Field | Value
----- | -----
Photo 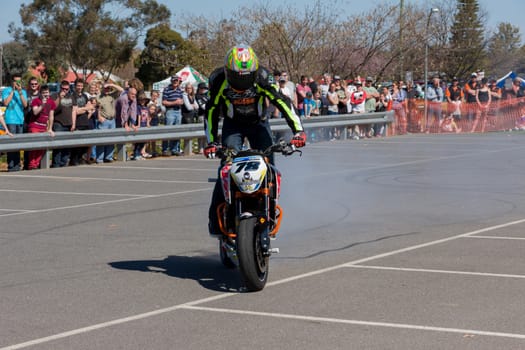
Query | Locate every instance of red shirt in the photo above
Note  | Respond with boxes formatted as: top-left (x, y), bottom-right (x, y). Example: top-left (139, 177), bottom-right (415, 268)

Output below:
top-left (29, 97), bottom-right (57, 132)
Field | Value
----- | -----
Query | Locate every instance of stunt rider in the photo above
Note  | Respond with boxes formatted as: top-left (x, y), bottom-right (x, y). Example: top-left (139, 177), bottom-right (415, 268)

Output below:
top-left (204, 44), bottom-right (307, 237)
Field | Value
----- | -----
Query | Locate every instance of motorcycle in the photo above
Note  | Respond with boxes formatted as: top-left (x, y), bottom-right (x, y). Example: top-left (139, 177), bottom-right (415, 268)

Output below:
top-left (213, 140), bottom-right (302, 291)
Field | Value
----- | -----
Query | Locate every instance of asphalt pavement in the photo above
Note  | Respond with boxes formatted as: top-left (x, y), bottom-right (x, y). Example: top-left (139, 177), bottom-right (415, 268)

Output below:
top-left (1, 132), bottom-right (525, 349)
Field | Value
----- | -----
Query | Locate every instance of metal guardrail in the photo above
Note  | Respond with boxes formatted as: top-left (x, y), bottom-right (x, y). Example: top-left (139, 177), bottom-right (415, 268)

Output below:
top-left (0, 111), bottom-right (394, 168)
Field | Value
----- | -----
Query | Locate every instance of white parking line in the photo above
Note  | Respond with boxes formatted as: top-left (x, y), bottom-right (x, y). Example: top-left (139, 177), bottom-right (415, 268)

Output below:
top-left (1, 174), bottom-right (210, 184)
top-left (467, 235), bottom-right (525, 241)
top-left (0, 209), bottom-right (34, 212)
top-left (0, 294), bottom-right (233, 350)
top-left (95, 165), bottom-right (214, 171)
top-left (0, 189), bottom-right (140, 197)
top-left (347, 265), bottom-right (525, 279)
top-left (2, 217), bottom-right (525, 349)
top-left (182, 305), bottom-right (525, 340)
top-left (0, 188), bottom-right (213, 218)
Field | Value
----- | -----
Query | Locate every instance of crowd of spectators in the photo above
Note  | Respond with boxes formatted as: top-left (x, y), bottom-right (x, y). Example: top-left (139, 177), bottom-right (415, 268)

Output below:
top-left (2, 67), bottom-right (525, 172)
top-left (270, 70), bottom-right (525, 139)
top-left (0, 72), bottom-right (210, 171)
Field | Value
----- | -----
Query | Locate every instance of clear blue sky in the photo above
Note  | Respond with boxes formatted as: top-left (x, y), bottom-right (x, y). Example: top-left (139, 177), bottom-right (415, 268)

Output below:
top-left (1, 0), bottom-right (524, 44)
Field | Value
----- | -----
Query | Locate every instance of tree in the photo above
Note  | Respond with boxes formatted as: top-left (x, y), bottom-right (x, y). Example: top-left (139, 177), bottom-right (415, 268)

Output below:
top-left (136, 24), bottom-right (210, 88)
top-left (331, 3), bottom-right (403, 82)
top-left (178, 1), bottom-right (426, 83)
top-left (486, 22), bottom-right (522, 77)
top-left (445, 0), bottom-right (487, 79)
top-left (246, 1), bottom-right (335, 80)
top-left (1, 41), bottom-right (31, 83)
top-left (10, 0), bottom-right (170, 82)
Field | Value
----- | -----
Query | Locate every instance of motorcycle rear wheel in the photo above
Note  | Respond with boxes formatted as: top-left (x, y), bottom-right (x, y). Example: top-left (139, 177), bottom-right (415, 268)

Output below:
top-left (237, 217), bottom-right (269, 292)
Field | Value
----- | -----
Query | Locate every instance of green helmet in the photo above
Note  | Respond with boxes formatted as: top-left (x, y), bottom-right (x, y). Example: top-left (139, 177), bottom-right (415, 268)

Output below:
top-left (224, 45), bottom-right (259, 90)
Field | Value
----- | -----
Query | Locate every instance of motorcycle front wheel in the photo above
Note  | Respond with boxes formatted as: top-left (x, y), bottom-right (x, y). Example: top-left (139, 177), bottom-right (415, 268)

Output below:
top-left (219, 237), bottom-right (237, 269)
top-left (237, 217), bottom-right (269, 292)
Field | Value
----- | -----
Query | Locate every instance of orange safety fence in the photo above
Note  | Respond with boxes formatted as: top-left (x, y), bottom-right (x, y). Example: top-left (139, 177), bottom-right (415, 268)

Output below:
top-left (399, 98), bottom-right (525, 134)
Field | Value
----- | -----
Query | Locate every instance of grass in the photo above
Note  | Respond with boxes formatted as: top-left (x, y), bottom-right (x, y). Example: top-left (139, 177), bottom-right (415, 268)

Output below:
top-left (0, 153), bottom-right (6, 171)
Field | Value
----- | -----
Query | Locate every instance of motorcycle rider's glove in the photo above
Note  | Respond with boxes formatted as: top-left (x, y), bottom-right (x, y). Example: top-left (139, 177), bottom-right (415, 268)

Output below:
top-left (290, 131), bottom-right (307, 148)
top-left (204, 143), bottom-right (218, 159)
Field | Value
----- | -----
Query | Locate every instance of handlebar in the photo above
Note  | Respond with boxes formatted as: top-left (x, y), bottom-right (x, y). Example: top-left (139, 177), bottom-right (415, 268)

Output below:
top-left (214, 139), bottom-right (302, 161)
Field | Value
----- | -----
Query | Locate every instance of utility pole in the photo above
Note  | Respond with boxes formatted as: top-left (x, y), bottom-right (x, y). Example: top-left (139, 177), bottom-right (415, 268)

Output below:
top-left (423, 8), bottom-right (440, 132)
top-left (399, 0), bottom-right (404, 81)
top-left (0, 45), bottom-right (3, 87)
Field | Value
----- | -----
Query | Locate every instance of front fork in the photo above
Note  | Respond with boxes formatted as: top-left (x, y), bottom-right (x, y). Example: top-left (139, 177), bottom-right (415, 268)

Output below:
top-left (219, 186), bottom-right (279, 256)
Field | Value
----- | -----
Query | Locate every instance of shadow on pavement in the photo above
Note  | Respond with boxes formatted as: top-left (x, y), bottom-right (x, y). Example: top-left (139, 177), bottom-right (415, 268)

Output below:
top-left (109, 255), bottom-right (243, 293)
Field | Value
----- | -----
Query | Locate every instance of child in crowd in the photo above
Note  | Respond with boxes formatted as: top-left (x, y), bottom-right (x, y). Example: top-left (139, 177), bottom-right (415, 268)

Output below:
top-left (147, 102), bottom-right (159, 155)
top-left (440, 114), bottom-right (462, 133)
top-left (303, 91), bottom-right (316, 118)
top-left (133, 92), bottom-right (152, 160)
top-left (311, 90), bottom-right (322, 116)
top-left (0, 107), bottom-right (13, 136)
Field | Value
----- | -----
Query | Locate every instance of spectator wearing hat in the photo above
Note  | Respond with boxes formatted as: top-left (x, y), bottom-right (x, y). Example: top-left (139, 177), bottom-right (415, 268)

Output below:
top-left (349, 81), bottom-right (367, 139)
top-left (363, 77), bottom-right (379, 112)
top-left (363, 76), bottom-right (379, 137)
top-left (350, 81), bottom-right (366, 114)
top-left (488, 79), bottom-right (502, 124)
top-left (162, 75), bottom-right (184, 156)
top-left (195, 83), bottom-right (209, 117)
top-left (94, 84), bottom-right (118, 163)
top-left (195, 83), bottom-right (209, 154)
top-left (405, 81), bottom-right (421, 132)
top-left (303, 91), bottom-right (316, 118)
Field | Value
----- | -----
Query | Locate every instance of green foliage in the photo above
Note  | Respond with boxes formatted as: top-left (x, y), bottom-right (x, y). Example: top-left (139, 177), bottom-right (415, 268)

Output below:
top-left (13, 0), bottom-right (170, 82)
top-left (446, 0), bottom-right (487, 78)
top-left (136, 24), bottom-right (210, 88)
top-left (5, 0), bottom-right (525, 87)
top-left (486, 22), bottom-right (522, 77)
top-left (1, 42), bottom-right (31, 82)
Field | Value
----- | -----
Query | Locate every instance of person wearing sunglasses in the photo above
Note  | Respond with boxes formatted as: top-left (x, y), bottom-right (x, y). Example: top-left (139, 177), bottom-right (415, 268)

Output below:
top-left (20, 76), bottom-right (43, 169)
top-left (51, 80), bottom-right (76, 167)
